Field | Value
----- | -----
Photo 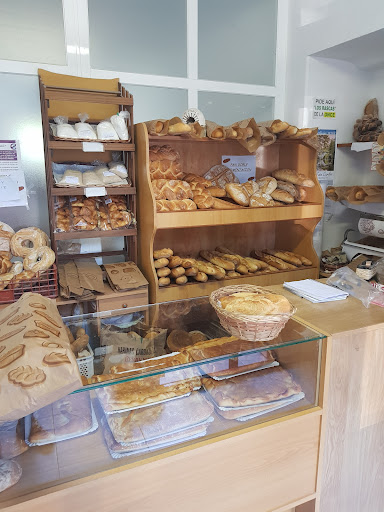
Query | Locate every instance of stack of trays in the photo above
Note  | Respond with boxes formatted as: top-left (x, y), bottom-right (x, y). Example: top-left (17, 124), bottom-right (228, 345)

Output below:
top-left (96, 351), bottom-right (214, 458)
top-left (186, 336), bottom-right (304, 422)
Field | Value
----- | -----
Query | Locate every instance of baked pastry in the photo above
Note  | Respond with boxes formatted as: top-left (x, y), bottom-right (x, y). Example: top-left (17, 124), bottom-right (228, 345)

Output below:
top-left (10, 227), bottom-right (48, 258)
top-left (192, 191), bottom-right (214, 209)
top-left (28, 392), bottom-right (94, 444)
top-left (156, 199), bottom-right (197, 212)
top-left (151, 179), bottom-right (193, 201)
top-left (271, 189), bottom-right (295, 204)
top-left (276, 180), bottom-right (298, 198)
top-left (242, 181), bottom-right (259, 197)
top-left (202, 366), bottom-right (302, 408)
top-left (153, 248), bottom-right (173, 259)
top-left (206, 186), bottom-right (226, 198)
top-left (0, 458), bottom-right (22, 493)
top-left (204, 165), bottom-right (239, 188)
top-left (187, 336), bottom-right (276, 378)
top-left (249, 193), bottom-right (275, 207)
top-left (105, 392), bottom-right (213, 445)
top-left (0, 257), bottom-right (12, 275)
top-left (251, 251), bottom-right (297, 270)
top-left (149, 145), bottom-right (179, 162)
top-left (257, 177), bottom-right (277, 195)
top-left (268, 120), bottom-right (289, 134)
top-left (271, 169), bottom-right (315, 188)
top-left (0, 223), bottom-right (14, 260)
top-left (219, 291), bottom-right (292, 315)
top-left (23, 246), bottom-right (55, 272)
top-left (225, 184), bottom-right (249, 206)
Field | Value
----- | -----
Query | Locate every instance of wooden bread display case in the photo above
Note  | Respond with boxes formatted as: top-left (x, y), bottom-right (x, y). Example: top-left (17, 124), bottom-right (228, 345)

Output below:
top-left (135, 123), bottom-right (324, 303)
top-left (0, 296), bottom-right (326, 512)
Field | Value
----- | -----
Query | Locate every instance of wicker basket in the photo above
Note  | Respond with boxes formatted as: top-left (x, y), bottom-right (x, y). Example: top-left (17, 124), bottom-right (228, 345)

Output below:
top-left (209, 285), bottom-right (296, 342)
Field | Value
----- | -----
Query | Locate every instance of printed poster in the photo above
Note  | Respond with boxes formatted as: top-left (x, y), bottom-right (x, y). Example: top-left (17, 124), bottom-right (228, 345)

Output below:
top-left (0, 140), bottom-right (28, 208)
top-left (317, 129), bottom-right (336, 181)
top-left (221, 155), bottom-right (256, 183)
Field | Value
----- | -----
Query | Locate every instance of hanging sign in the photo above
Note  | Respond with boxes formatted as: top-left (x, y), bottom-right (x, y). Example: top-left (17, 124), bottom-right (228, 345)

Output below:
top-left (0, 140), bottom-right (28, 207)
top-left (313, 97), bottom-right (336, 119)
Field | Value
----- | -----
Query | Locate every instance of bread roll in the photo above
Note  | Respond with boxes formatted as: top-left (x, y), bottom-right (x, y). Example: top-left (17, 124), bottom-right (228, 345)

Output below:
top-left (269, 120), bottom-right (289, 134)
top-left (264, 249), bottom-right (302, 266)
top-left (153, 248), bottom-right (173, 259)
top-left (211, 128), bottom-right (224, 138)
top-left (181, 258), bottom-right (195, 268)
top-left (257, 176), bottom-right (277, 195)
top-left (185, 266), bottom-right (198, 277)
top-left (206, 186), bottom-right (226, 198)
top-left (225, 184), bottom-right (249, 206)
top-left (175, 275), bottom-right (188, 285)
top-left (242, 181), bottom-right (259, 197)
top-left (276, 180), bottom-right (298, 198)
top-left (168, 256), bottom-right (183, 268)
top-left (193, 260), bottom-right (217, 275)
top-left (235, 264), bottom-right (249, 275)
top-left (158, 277), bottom-right (170, 286)
top-left (170, 266), bottom-right (185, 278)
top-left (272, 169), bottom-right (315, 188)
top-left (271, 189), bottom-right (295, 204)
top-left (296, 186), bottom-right (307, 202)
top-left (157, 267), bottom-right (171, 277)
top-left (194, 271), bottom-right (208, 282)
top-left (199, 250), bottom-right (235, 271)
top-left (154, 258), bottom-right (169, 269)
top-left (249, 193), bottom-right (275, 207)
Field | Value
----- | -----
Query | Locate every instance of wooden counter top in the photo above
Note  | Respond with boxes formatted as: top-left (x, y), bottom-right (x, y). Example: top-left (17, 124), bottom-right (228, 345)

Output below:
top-left (267, 282), bottom-right (384, 336)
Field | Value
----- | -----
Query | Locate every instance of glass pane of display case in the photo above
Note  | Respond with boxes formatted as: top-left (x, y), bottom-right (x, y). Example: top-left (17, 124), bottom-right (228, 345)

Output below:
top-left (198, 0), bottom-right (278, 85)
top-left (122, 84), bottom-right (188, 124)
top-left (0, 0), bottom-right (66, 65)
top-left (0, 297), bottom-right (325, 505)
top-left (198, 91), bottom-right (274, 126)
top-left (88, 0), bottom-right (187, 77)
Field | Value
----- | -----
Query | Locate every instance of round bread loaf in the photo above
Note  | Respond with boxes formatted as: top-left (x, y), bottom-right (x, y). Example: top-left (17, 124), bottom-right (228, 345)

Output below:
top-left (220, 292), bottom-right (292, 316)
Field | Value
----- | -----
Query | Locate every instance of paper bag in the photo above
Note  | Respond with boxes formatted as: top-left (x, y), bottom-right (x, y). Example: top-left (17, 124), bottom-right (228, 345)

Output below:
top-left (206, 120), bottom-right (226, 140)
top-left (236, 118), bottom-right (261, 153)
top-left (76, 259), bottom-right (105, 294)
top-left (190, 122), bottom-right (206, 138)
top-left (0, 293), bottom-right (82, 422)
top-left (257, 125), bottom-right (276, 146)
top-left (104, 262), bottom-right (148, 292)
top-left (64, 260), bottom-right (83, 297)
top-left (167, 117), bottom-right (192, 135)
top-left (145, 119), bottom-right (169, 136)
top-left (224, 123), bottom-right (243, 140)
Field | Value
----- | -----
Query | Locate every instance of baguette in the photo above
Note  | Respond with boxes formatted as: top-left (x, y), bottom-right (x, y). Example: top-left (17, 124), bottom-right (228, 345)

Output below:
top-left (211, 250), bottom-right (240, 266)
top-left (212, 265), bottom-right (226, 280)
top-left (193, 259), bottom-right (217, 276)
top-left (269, 120), bottom-right (289, 134)
top-left (226, 271), bottom-right (240, 278)
top-left (272, 169), bottom-right (315, 188)
top-left (264, 249), bottom-right (302, 266)
top-left (277, 250), bottom-right (312, 266)
top-left (245, 256), bottom-right (269, 270)
top-left (235, 264), bottom-right (249, 275)
top-left (251, 251), bottom-right (297, 270)
top-left (277, 125), bottom-right (298, 138)
top-left (212, 197), bottom-right (242, 210)
top-left (199, 250), bottom-right (235, 271)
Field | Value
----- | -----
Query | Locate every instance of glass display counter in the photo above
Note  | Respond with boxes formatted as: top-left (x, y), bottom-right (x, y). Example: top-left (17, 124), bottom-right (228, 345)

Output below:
top-left (0, 296), bottom-right (325, 507)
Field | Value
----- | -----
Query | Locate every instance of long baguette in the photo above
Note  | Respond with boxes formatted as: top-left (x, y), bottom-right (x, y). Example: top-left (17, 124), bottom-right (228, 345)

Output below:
top-left (199, 250), bottom-right (235, 271)
top-left (211, 198), bottom-right (242, 209)
top-left (278, 250), bottom-right (312, 266)
top-left (251, 251), bottom-right (297, 270)
top-left (264, 249), bottom-right (302, 266)
top-left (271, 169), bottom-right (315, 188)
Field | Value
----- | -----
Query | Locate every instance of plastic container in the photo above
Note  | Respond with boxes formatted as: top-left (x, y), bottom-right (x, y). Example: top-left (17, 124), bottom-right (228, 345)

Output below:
top-left (76, 344), bottom-right (94, 378)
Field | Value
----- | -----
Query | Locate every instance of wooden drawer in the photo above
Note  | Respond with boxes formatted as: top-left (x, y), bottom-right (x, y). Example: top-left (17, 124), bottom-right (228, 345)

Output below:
top-left (12, 413), bottom-right (320, 512)
top-left (96, 288), bottom-right (148, 312)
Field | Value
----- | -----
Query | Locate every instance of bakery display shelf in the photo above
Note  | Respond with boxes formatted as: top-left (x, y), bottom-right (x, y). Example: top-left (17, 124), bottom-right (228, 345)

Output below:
top-left (51, 186), bottom-right (136, 196)
top-left (337, 143), bottom-right (353, 148)
top-left (155, 203), bottom-right (323, 229)
top-left (44, 87), bottom-right (134, 106)
top-left (54, 228), bottom-right (137, 240)
top-left (48, 140), bottom-right (135, 151)
top-left (148, 135), bottom-right (317, 148)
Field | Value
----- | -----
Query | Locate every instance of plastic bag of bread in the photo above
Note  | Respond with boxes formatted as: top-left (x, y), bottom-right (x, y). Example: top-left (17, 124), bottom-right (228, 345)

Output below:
top-left (0, 293), bottom-right (82, 422)
top-left (55, 200), bottom-right (71, 233)
top-left (110, 111), bottom-right (130, 141)
top-left (53, 116), bottom-right (78, 139)
top-left (82, 170), bottom-right (104, 187)
top-left (57, 169), bottom-right (83, 187)
top-left (97, 120), bottom-right (119, 141)
top-left (95, 166), bottom-right (127, 186)
top-left (108, 161), bottom-right (129, 180)
top-left (74, 113), bottom-right (97, 140)
top-left (0, 223), bottom-right (14, 259)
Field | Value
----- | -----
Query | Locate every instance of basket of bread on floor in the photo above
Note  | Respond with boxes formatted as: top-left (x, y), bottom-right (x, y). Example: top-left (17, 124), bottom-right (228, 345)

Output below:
top-left (153, 246), bottom-right (312, 287)
top-left (0, 223), bottom-right (57, 302)
top-left (210, 285), bottom-right (295, 342)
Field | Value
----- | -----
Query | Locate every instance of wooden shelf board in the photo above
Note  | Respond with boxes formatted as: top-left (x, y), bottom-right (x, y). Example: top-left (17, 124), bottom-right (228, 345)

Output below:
top-left (337, 143), bottom-right (352, 148)
top-left (154, 266), bottom-right (318, 302)
top-left (48, 140), bottom-right (135, 151)
top-left (44, 88), bottom-right (133, 105)
top-left (148, 135), bottom-right (315, 147)
top-left (51, 186), bottom-right (136, 196)
top-left (155, 203), bottom-right (323, 229)
top-left (55, 228), bottom-right (137, 240)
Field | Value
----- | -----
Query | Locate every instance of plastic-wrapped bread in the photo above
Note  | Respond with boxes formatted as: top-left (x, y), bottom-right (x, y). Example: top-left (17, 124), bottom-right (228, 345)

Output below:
top-left (110, 111), bottom-right (130, 140)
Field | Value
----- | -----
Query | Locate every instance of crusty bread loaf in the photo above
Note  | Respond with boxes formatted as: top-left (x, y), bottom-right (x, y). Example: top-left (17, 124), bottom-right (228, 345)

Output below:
top-left (153, 248), bottom-right (173, 259)
top-left (199, 250), bottom-right (235, 271)
top-left (185, 266), bottom-right (198, 277)
top-left (251, 251), bottom-right (297, 270)
top-left (272, 169), bottom-right (315, 188)
top-left (157, 267), bottom-right (171, 277)
top-left (211, 197), bottom-right (242, 209)
top-left (151, 179), bottom-right (193, 200)
top-left (276, 180), bottom-right (298, 198)
top-left (175, 275), bottom-right (188, 285)
top-left (154, 257), bottom-right (169, 269)
top-left (249, 193), bottom-right (275, 207)
top-left (220, 291), bottom-right (292, 315)
top-left (278, 250), bottom-right (312, 266)
top-left (149, 145), bottom-right (179, 162)
top-left (271, 189), bottom-right (295, 204)
top-left (170, 267), bottom-right (185, 278)
top-left (264, 249), bottom-right (302, 266)
top-left (291, 127), bottom-right (318, 139)
top-left (257, 176), bottom-right (277, 195)
top-left (296, 186), bottom-right (307, 202)
top-left (184, 174), bottom-right (212, 187)
top-left (158, 277), bottom-right (170, 286)
top-left (156, 199), bottom-right (197, 212)
top-left (242, 181), bottom-right (259, 197)
top-left (269, 120), bottom-right (289, 134)
top-left (168, 256), bottom-right (183, 268)
top-left (225, 183), bottom-right (249, 206)
top-left (193, 271), bottom-right (208, 282)
top-left (206, 186), bottom-right (226, 198)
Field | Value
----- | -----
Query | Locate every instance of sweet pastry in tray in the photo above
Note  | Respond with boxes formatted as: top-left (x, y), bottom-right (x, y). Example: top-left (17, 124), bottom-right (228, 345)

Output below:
top-left (186, 336), bottom-right (277, 379)
top-left (202, 366), bottom-right (302, 409)
top-left (110, 350), bottom-right (194, 376)
top-left (106, 391), bottom-right (214, 444)
top-left (96, 372), bottom-right (200, 413)
top-left (27, 392), bottom-right (94, 444)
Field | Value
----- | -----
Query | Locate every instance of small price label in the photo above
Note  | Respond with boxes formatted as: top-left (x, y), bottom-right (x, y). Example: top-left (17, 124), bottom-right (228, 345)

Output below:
top-left (85, 187), bottom-right (106, 197)
top-left (82, 142), bottom-right (104, 152)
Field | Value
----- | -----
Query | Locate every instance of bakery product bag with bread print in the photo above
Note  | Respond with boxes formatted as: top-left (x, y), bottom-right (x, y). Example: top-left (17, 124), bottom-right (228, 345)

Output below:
top-left (0, 293), bottom-right (82, 422)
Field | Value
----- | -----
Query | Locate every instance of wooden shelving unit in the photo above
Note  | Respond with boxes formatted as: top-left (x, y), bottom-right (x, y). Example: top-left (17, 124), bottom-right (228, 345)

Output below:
top-left (39, 74), bottom-right (137, 263)
top-left (136, 123), bottom-right (324, 303)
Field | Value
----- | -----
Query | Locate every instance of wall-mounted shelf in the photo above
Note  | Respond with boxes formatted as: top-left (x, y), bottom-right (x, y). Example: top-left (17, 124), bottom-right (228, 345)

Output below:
top-left (54, 228), bottom-right (137, 240)
top-left (51, 186), bottom-right (136, 196)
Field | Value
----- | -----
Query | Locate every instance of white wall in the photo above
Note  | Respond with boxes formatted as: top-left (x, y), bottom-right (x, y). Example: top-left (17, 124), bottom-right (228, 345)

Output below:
top-left (286, 0), bottom-right (384, 251)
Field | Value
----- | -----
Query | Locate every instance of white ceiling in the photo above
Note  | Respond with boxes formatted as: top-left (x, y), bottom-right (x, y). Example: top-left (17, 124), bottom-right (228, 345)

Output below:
top-left (313, 29), bottom-right (384, 71)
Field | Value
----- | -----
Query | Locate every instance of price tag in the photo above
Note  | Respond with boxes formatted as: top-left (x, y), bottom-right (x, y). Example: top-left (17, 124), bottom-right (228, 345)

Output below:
top-left (82, 142), bottom-right (104, 152)
top-left (85, 187), bottom-right (106, 197)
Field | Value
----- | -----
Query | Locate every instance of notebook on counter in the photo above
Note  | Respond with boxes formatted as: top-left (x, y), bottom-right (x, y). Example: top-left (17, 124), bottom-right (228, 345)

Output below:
top-left (283, 279), bottom-right (349, 303)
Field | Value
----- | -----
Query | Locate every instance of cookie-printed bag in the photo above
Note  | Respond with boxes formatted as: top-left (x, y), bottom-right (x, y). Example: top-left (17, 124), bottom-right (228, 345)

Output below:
top-left (0, 293), bottom-right (82, 422)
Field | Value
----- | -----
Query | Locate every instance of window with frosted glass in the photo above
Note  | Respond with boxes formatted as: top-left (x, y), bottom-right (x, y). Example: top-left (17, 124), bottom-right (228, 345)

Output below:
top-left (89, 0), bottom-right (187, 77)
top-left (198, 91), bottom-right (274, 126)
top-left (0, 0), bottom-right (66, 65)
top-left (123, 84), bottom-right (188, 124)
top-left (198, 0), bottom-right (278, 85)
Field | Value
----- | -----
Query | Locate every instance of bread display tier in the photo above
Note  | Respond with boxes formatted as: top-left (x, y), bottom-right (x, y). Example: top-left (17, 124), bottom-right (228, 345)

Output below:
top-left (39, 71), bottom-right (137, 265)
top-left (0, 295), bottom-right (325, 509)
top-left (135, 123), bottom-right (324, 303)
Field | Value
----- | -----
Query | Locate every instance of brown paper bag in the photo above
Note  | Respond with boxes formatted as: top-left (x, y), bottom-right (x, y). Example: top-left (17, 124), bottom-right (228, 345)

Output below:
top-left (75, 259), bottom-right (105, 294)
top-left (236, 118), bottom-right (261, 153)
top-left (64, 261), bottom-right (84, 297)
top-left (224, 123), bottom-right (243, 140)
top-left (58, 263), bottom-right (70, 299)
top-left (145, 119), bottom-right (169, 136)
top-left (104, 262), bottom-right (148, 292)
top-left (258, 125), bottom-right (276, 146)
top-left (189, 122), bottom-right (206, 138)
top-left (167, 117), bottom-right (192, 135)
top-left (0, 293), bottom-right (82, 422)
top-left (206, 120), bottom-right (226, 140)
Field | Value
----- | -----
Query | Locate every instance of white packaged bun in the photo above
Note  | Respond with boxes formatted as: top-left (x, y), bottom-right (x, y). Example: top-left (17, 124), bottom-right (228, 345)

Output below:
top-left (97, 120), bottom-right (119, 140)
top-left (75, 113), bottom-right (97, 140)
top-left (110, 111), bottom-right (130, 140)
top-left (108, 161), bottom-right (128, 179)
top-left (54, 116), bottom-right (78, 139)
top-left (95, 166), bottom-right (127, 186)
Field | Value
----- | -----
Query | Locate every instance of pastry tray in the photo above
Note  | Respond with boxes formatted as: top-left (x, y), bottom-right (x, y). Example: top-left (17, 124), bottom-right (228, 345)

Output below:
top-left (207, 361), bottom-right (279, 381)
top-left (97, 391), bottom-right (193, 415)
top-left (235, 393), bottom-right (305, 422)
top-left (24, 402), bottom-right (98, 446)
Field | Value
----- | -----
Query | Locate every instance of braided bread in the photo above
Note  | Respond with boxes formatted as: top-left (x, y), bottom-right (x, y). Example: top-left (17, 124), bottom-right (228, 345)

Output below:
top-left (150, 160), bottom-right (184, 181)
top-left (152, 179), bottom-right (193, 200)
top-left (149, 145), bottom-right (180, 162)
top-left (156, 199), bottom-right (197, 212)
